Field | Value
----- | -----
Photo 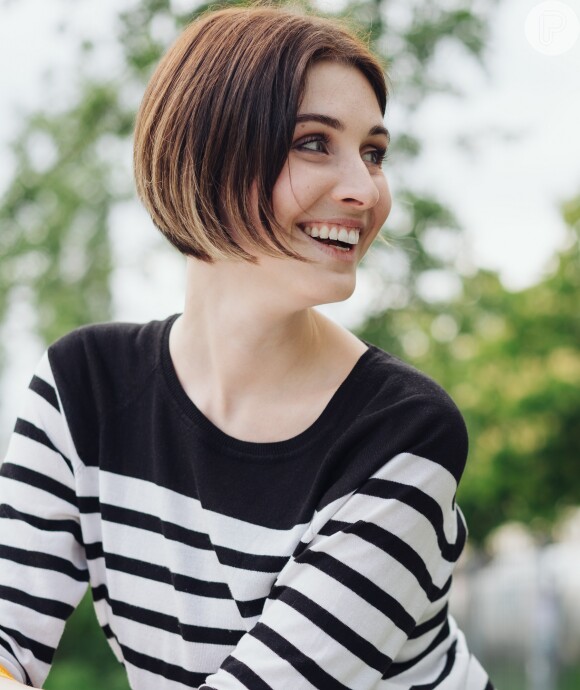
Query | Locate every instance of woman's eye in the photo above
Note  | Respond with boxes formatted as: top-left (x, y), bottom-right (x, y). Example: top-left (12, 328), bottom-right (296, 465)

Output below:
top-left (362, 147), bottom-right (388, 166)
top-left (293, 134), bottom-right (329, 154)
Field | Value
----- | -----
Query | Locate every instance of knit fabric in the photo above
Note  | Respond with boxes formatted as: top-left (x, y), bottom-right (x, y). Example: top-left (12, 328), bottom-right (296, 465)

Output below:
top-left (0, 315), bottom-right (493, 689)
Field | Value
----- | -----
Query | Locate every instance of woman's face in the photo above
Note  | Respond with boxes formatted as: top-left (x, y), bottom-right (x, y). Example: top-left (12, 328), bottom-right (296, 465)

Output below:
top-left (264, 60), bottom-right (392, 306)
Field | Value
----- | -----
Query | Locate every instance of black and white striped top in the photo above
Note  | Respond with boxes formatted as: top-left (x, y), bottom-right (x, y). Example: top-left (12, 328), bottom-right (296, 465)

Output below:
top-left (0, 315), bottom-right (493, 689)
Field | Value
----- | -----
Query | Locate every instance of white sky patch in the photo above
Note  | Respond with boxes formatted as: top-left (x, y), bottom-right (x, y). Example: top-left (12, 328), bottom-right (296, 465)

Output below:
top-left (108, 202), bottom-right (186, 323)
top-left (400, 0), bottom-right (580, 289)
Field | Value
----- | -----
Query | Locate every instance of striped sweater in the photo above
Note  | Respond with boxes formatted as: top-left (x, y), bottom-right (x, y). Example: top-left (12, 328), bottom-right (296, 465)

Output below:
top-left (0, 315), bottom-right (493, 689)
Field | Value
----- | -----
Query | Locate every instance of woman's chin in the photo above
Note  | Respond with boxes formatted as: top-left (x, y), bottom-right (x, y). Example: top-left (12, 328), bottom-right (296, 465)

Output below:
top-left (305, 274), bottom-right (357, 308)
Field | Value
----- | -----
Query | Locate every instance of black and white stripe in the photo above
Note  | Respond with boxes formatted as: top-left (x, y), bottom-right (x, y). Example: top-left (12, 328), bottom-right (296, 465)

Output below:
top-left (0, 318), bottom-right (494, 689)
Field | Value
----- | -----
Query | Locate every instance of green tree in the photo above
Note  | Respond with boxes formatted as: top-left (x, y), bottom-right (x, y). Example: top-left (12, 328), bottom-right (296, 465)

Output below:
top-left (358, 195), bottom-right (580, 542)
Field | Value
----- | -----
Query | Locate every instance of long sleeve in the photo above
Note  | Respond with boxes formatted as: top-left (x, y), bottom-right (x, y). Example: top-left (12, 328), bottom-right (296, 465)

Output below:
top-left (0, 352), bottom-right (89, 687)
top-left (0, 321), bottom-right (493, 689)
top-left (199, 443), bottom-right (490, 689)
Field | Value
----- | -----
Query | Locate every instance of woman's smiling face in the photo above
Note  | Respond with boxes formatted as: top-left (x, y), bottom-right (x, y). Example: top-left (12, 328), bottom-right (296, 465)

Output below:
top-left (266, 60), bottom-right (392, 304)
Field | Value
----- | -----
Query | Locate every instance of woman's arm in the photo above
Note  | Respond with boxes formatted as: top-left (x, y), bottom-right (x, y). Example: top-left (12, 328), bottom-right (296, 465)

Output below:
top-left (198, 435), bottom-right (490, 689)
top-left (0, 352), bottom-right (89, 687)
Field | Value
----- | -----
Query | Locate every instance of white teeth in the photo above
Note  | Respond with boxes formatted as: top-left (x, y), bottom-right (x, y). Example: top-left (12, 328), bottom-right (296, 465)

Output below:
top-left (299, 223), bottom-right (361, 245)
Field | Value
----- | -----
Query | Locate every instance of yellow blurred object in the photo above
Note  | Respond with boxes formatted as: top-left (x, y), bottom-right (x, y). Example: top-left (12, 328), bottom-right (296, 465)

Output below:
top-left (0, 666), bottom-right (13, 680)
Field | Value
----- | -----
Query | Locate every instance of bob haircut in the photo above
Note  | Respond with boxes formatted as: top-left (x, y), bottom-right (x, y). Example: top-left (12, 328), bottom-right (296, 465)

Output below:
top-left (134, 5), bottom-right (389, 263)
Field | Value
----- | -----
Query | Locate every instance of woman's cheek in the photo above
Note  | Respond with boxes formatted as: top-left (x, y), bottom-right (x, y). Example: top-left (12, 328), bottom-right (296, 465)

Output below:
top-left (376, 176), bottom-right (392, 226)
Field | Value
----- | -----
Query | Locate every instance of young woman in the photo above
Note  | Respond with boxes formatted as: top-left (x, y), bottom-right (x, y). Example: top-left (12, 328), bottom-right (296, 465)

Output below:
top-left (0, 6), bottom-right (494, 689)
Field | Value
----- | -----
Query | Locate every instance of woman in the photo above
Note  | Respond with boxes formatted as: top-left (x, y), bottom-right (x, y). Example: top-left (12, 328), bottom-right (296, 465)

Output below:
top-left (0, 6), bottom-right (494, 689)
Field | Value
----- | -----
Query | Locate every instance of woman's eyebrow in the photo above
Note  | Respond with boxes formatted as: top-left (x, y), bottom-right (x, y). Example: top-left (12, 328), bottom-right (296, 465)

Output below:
top-left (295, 113), bottom-right (390, 143)
top-left (369, 124), bottom-right (391, 144)
top-left (295, 113), bottom-right (344, 130)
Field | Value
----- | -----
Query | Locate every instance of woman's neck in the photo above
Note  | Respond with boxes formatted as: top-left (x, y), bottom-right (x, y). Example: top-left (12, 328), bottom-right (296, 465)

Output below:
top-left (168, 257), bottom-right (366, 434)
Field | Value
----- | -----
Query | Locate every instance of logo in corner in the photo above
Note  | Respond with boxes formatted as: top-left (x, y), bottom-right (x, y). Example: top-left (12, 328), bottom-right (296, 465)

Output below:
top-left (525, 1), bottom-right (580, 55)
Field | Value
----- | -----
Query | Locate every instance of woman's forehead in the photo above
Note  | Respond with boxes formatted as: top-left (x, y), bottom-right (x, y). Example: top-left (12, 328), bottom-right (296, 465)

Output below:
top-left (299, 62), bottom-right (384, 125)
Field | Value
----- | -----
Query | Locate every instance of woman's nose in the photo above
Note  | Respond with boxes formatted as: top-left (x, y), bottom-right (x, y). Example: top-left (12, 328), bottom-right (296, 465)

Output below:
top-left (330, 154), bottom-right (380, 209)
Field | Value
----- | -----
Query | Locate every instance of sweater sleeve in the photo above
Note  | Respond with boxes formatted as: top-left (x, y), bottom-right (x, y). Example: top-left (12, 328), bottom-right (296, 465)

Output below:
top-left (199, 413), bottom-right (490, 689)
top-left (0, 352), bottom-right (89, 687)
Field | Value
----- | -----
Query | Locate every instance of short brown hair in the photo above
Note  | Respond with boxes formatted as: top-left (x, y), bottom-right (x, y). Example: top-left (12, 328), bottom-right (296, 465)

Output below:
top-left (133, 5), bottom-right (388, 262)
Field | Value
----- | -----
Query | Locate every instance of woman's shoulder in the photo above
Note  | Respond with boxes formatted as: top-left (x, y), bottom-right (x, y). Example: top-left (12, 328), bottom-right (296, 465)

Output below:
top-left (46, 314), bottom-right (177, 412)
top-left (325, 317), bottom-right (462, 426)
top-left (49, 314), bottom-right (177, 374)
top-left (49, 315), bottom-right (173, 362)
top-left (351, 342), bottom-right (469, 481)
top-left (362, 342), bottom-right (459, 408)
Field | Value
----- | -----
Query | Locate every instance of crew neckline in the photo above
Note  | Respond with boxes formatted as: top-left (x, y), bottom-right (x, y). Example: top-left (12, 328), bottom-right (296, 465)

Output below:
top-left (159, 313), bottom-right (378, 458)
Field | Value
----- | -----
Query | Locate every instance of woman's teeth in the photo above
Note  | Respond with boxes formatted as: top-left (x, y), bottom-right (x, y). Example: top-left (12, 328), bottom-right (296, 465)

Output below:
top-left (301, 224), bottom-right (360, 245)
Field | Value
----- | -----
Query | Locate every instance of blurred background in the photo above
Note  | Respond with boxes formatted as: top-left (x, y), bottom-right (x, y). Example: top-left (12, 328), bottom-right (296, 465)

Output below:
top-left (0, 0), bottom-right (579, 688)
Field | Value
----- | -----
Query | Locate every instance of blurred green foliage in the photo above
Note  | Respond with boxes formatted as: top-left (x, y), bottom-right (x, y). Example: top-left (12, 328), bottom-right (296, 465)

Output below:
top-left (0, 81), bottom-right (132, 347)
top-left (484, 658), bottom-right (580, 690)
top-left (45, 593), bottom-right (129, 690)
top-left (359, 214), bottom-right (580, 543)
